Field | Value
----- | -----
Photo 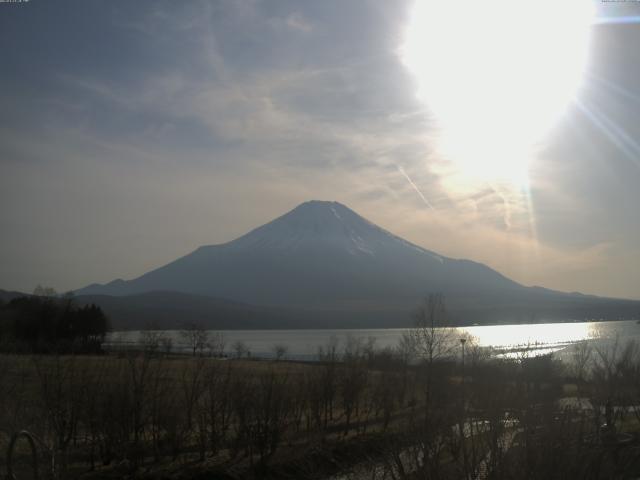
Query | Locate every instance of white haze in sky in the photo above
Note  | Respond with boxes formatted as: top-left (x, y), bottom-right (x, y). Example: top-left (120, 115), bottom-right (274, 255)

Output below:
top-left (0, 1), bottom-right (639, 300)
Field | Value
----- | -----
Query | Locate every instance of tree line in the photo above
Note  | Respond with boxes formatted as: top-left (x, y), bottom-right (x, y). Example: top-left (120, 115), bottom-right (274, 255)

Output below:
top-left (0, 289), bottom-right (109, 353)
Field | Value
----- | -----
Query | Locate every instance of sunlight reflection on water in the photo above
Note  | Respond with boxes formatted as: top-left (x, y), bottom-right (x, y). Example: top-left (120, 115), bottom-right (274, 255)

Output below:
top-left (108, 320), bottom-right (640, 361)
top-left (463, 322), bottom-right (594, 348)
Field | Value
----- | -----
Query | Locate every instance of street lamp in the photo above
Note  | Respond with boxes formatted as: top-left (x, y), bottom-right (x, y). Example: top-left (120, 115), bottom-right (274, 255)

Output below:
top-left (460, 337), bottom-right (467, 379)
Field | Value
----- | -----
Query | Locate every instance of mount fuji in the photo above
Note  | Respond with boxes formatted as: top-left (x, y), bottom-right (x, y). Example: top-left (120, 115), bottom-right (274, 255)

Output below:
top-left (75, 201), bottom-right (640, 327)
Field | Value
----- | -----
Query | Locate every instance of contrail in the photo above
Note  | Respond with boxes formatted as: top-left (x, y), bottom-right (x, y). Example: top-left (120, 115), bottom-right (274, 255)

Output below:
top-left (397, 165), bottom-right (434, 209)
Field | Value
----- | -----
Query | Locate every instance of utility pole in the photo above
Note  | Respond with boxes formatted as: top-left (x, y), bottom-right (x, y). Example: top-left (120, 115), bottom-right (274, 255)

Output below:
top-left (460, 337), bottom-right (469, 479)
top-left (460, 337), bottom-right (466, 385)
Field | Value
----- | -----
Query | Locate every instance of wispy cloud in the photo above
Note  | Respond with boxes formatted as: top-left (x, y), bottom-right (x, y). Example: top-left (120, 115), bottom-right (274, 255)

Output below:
top-left (0, 0), bottom-right (639, 299)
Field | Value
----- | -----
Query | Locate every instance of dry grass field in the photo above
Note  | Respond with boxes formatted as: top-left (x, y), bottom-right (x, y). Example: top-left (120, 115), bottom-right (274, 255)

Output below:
top-left (3, 337), bottom-right (640, 479)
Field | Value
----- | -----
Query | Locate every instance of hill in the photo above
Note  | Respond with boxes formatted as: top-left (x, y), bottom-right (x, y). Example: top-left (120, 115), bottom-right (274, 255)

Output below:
top-left (72, 201), bottom-right (640, 327)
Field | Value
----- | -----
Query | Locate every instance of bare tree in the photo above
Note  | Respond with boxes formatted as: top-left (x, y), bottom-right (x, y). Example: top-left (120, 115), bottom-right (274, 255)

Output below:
top-left (272, 343), bottom-right (288, 361)
top-left (160, 335), bottom-right (173, 355)
top-left (405, 294), bottom-right (459, 477)
top-left (207, 331), bottom-right (225, 357)
top-left (33, 285), bottom-right (57, 297)
top-left (570, 340), bottom-right (593, 395)
top-left (340, 338), bottom-right (368, 435)
top-left (232, 340), bottom-right (248, 359)
top-left (247, 369), bottom-right (292, 469)
top-left (180, 357), bottom-right (207, 460)
top-left (146, 356), bottom-right (171, 462)
top-left (33, 355), bottom-right (85, 475)
top-left (139, 330), bottom-right (162, 355)
top-left (201, 362), bottom-right (233, 455)
top-left (180, 322), bottom-right (209, 356)
top-left (372, 370), bottom-right (400, 430)
top-left (408, 293), bottom-right (456, 364)
top-left (317, 336), bottom-right (340, 428)
top-left (406, 294), bottom-right (456, 418)
top-left (363, 335), bottom-right (377, 364)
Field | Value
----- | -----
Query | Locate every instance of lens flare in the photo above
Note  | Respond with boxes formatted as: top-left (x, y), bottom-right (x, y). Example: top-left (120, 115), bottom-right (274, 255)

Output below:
top-left (401, 0), bottom-right (595, 186)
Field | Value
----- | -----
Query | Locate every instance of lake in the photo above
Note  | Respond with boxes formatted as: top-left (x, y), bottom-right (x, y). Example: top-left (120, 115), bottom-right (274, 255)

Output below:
top-left (107, 319), bottom-right (640, 361)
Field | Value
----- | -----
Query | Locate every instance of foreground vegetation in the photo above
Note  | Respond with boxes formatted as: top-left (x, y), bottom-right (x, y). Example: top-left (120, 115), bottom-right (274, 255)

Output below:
top-left (4, 333), bottom-right (640, 479)
top-left (3, 294), bottom-right (640, 479)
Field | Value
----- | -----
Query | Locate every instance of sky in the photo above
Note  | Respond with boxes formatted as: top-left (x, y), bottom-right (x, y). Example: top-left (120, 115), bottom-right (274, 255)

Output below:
top-left (1, 0), bottom-right (639, 300)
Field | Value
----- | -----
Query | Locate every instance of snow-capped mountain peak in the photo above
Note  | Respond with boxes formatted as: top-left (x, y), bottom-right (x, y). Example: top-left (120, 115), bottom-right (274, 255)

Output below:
top-left (75, 200), bottom-right (517, 305)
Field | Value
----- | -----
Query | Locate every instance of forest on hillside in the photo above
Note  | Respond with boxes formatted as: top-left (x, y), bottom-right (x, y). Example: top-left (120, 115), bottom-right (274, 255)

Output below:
top-left (0, 292), bottom-right (109, 354)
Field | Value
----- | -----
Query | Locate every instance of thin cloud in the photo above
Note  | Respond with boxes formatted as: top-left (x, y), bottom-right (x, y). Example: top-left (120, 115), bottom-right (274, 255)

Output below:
top-left (0, 0), bottom-right (638, 299)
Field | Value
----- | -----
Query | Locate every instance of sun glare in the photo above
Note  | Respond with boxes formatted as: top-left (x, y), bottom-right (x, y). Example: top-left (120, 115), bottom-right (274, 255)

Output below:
top-left (402, 0), bottom-right (595, 186)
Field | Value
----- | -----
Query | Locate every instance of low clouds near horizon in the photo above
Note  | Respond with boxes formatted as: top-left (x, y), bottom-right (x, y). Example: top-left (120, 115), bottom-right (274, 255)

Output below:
top-left (1, 0), bottom-right (639, 300)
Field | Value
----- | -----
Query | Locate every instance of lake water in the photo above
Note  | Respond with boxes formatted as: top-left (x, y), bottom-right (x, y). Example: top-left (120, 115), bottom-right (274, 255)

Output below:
top-left (107, 319), bottom-right (640, 361)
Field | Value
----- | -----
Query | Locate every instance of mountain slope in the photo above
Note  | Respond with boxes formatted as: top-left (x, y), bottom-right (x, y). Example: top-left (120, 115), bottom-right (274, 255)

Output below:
top-left (75, 200), bottom-right (640, 326)
top-left (0, 289), bottom-right (30, 304)
top-left (73, 291), bottom-right (298, 330)
top-left (77, 201), bottom-right (521, 304)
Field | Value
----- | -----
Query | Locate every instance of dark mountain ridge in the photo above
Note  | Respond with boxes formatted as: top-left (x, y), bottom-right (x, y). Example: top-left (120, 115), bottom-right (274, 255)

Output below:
top-left (76, 201), bottom-right (521, 302)
top-left (62, 200), bottom-right (640, 327)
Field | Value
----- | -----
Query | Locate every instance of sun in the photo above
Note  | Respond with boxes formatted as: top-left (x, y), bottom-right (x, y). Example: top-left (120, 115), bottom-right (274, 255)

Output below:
top-left (401, 0), bottom-right (595, 187)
